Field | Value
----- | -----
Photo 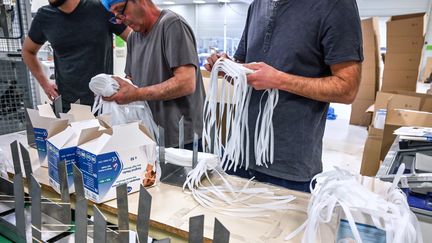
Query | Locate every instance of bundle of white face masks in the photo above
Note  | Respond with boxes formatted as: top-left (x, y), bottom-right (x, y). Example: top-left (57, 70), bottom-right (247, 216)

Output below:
top-left (202, 58), bottom-right (279, 171)
top-left (285, 165), bottom-right (423, 243)
top-left (181, 149), bottom-right (297, 217)
top-left (89, 74), bottom-right (158, 138)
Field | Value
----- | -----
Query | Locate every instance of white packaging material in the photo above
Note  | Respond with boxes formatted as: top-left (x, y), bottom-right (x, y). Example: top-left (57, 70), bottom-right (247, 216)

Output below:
top-left (77, 122), bottom-right (156, 203)
top-left (89, 74), bottom-right (158, 139)
top-left (47, 119), bottom-right (104, 194)
top-left (373, 109), bottom-right (387, 129)
top-left (285, 166), bottom-right (423, 243)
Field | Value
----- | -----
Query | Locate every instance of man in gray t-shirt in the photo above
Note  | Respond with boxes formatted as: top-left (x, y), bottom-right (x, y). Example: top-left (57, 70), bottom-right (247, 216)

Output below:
top-left (101, 0), bottom-right (204, 147)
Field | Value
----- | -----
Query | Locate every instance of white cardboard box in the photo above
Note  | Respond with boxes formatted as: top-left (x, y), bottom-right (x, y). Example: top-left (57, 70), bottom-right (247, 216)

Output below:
top-left (27, 104), bottom-right (69, 163)
top-left (76, 122), bottom-right (156, 203)
top-left (46, 119), bottom-right (105, 194)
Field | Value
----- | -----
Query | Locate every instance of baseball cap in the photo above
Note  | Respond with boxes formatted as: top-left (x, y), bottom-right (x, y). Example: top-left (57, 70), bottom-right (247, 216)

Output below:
top-left (100, 0), bottom-right (125, 11)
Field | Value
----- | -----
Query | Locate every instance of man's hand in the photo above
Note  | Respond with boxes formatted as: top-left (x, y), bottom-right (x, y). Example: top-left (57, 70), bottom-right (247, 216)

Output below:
top-left (204, 52), bottom-right (231, 72)
top-left (41, 82), bottom-right (59, 101)
top-left (243, 62), bottom-right (282, 90)
top-left (104, 76), bottom-right (139, 104)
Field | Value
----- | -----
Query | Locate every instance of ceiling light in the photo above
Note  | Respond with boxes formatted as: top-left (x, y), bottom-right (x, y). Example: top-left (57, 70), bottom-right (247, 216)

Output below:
top-left (163, 1), bottom-right (175, 4)
top-left (193, 0), bottom-right (206, 3)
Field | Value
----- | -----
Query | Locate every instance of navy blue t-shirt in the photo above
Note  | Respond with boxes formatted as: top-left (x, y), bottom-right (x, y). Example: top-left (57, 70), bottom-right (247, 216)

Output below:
top-left (234, 0), bottom-right (363, 181)
top-left (28, 0), bottom-right (126, 111)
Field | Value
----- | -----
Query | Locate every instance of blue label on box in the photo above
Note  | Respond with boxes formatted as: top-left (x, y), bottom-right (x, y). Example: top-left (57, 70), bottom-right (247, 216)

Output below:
top-left (47, 141), bottom-right (77, 188)
top-left (336, 219), bottom-right (386, 243)
top-left (77, 148), bottom-right (122, 197)
top-left (34, 128), bottom-right (48, 161)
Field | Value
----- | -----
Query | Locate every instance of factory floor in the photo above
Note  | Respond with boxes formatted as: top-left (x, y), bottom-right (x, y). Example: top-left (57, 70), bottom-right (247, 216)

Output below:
top-left (322, 103), bottom-right (367, 174)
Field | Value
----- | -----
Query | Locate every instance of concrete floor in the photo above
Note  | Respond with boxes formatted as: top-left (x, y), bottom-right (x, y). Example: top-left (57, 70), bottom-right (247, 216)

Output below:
top-left (322, 105), bottom-right (368, 175)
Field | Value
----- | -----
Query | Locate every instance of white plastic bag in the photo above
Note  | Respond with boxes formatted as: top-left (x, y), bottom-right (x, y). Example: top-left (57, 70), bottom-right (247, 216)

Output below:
top-left (89, 74), bottom-right (158, 138)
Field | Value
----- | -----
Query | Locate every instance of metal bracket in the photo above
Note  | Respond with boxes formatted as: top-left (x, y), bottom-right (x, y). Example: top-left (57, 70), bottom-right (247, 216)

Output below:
top-left (73, 163), bottom-right (88, 242)
top-left (116, 184), bottom-right (129, 243)
top-left (188, 215), bottom-right (204, 243)
top-left (192, 133), bottom-right (198, 169)
top-left (10, 140), bottom-right (21, 175)
top-left (136, 185), bottom-right (152, 243)
top-left (213, 218), bottom-right (230, 243)
top-left (53, 95), bottom-right (63, 117)
top-left (93, 205), bottom-right (107, 243)
top-left (179, 116), bottom-right (184, 149)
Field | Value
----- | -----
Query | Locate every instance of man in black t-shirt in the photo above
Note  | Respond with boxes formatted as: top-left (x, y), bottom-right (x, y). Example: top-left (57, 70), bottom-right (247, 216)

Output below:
top-left (22, 0), bottom-right (130, 112)
top-left (205, 0), bottom-right (363, 192)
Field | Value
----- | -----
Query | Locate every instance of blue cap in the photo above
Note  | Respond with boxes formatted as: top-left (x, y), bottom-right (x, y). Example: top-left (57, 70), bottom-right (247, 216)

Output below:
top-left (100, 0), bottom-right (125, 11)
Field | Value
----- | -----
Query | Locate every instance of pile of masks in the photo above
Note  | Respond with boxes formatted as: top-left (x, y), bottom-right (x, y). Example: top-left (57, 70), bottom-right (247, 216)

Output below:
top-left (285, 165), bottom-right (423, 243)
top-left (89, 74), bottom-right (158, 138)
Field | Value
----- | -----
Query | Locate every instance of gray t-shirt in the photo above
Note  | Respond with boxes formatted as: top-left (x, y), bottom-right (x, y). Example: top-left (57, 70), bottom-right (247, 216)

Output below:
top-left (125, 10), bottom-right (204, 147)
top-left (234, 0), bottom-right (363, 181)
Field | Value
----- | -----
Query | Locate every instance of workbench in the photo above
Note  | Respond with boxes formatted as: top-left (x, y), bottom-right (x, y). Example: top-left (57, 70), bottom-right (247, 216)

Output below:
top-left (0, 131), bottom-right (336, 243)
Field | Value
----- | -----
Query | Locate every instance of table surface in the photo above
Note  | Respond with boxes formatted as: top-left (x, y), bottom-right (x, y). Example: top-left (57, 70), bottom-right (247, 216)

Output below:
top-left (1, 131), bottom-right (336, 243)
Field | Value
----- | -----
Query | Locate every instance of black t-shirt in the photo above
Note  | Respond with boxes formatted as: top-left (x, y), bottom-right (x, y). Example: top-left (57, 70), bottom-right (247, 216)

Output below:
top-left (234, 0), bottom-right (364, 181)
top-left (28, 0), bottom-right (126, 110)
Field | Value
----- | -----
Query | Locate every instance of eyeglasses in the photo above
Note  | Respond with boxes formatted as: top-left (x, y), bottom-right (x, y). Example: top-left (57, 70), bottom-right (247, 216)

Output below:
top-left (109, 0), bottom-right (129, 24)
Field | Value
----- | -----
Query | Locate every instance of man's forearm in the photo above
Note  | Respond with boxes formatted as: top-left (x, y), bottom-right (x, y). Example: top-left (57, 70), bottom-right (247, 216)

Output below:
top-left (275, 72), bottom-right (359, 104)
top-left (22, 52), bottom-right (50, 87)
top-left (136, 75), bottom-right (195, 101)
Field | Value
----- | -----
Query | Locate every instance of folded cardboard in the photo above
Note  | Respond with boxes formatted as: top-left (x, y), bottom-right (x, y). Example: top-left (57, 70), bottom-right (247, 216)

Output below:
top-left (350, 99), bottom-right (374, 126)
top-left (387, 13), bottom-right (426, 37)
top-left (386, 36), bottom-right (424, 53)
top-left (357, 84), bottom-right (376, 100)
top-left (27, 104), bottom-right (69, 163)
top-left (381, 69), bottom-right (419, 92)
top-left (360, 68), bottom-right (378, 86)
top-left (47, 119), bottom-right (105, 194)
top-left (384, 52), bottom-right (421, 71)
top-left (77, 122), bottom-right (156, 203)
top-left (360, 126), bottom-right (384, 176)
top-left (360, 91), bottom-right (432, 176)
top-left (59, 104), bottom-right (96, 123)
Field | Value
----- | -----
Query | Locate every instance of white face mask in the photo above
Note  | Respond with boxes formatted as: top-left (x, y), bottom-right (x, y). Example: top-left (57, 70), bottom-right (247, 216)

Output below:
top-left (202, 58), bottom-right (279, 171)
top-left (88, 73), bottom-right (158, 138)
top-left (285, 165), bottom-right (423, 243)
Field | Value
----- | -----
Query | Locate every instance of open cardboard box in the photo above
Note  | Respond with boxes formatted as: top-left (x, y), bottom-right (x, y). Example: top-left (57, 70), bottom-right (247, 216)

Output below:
top-left (27, 104), bottom-right (69, 163)
top-left (76, 122), bottom-right (156, 203)
top-left (46, 119), bottom-right (108, 194)
top-left (360, 91), bottom-right (432, 176)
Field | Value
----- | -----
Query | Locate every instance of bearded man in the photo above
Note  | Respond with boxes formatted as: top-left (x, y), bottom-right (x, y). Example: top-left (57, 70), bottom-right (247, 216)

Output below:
top-left (22, 0), bottom-right (130, 111)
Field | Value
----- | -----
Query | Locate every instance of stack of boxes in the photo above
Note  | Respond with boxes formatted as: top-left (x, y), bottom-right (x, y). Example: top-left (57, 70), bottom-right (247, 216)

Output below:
top-left (381, 13), bottom-right (425, 92)
top-left (350, 18), bottom-right (380, 126)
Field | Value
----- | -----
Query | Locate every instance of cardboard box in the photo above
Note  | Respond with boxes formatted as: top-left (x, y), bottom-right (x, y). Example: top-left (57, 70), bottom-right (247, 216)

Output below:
top-left (47, 119), bottom-right (105, 194)
top-left (386, 36), bottom-right (424, 53)
top-left (77, 122), bottom-right (156, 203)
top-left (360, 91), bottom-right (432, 176)
top-left (357, 84), bottom-right (376, 100)
top-left (381, 69), bottom-right (419, 92)
top-left (361, 68), bottom-right (378, 86)
top-left (387, 13), bottom-right (426, 37)
top-left (384, 52), bottom-right (421, 71)
top-left (350, 99), bottom-right (374, 126)
top-left (27, 104), bottom-right (69, 163)
top-left (360, 126), bottom-right (384, 176)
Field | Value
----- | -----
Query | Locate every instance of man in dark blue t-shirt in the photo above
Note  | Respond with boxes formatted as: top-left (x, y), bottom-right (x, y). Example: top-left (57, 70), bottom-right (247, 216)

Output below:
top-left (22, 0), bottom-right (130, 112)
top-left (206, 0), bottom-right (363, 192)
